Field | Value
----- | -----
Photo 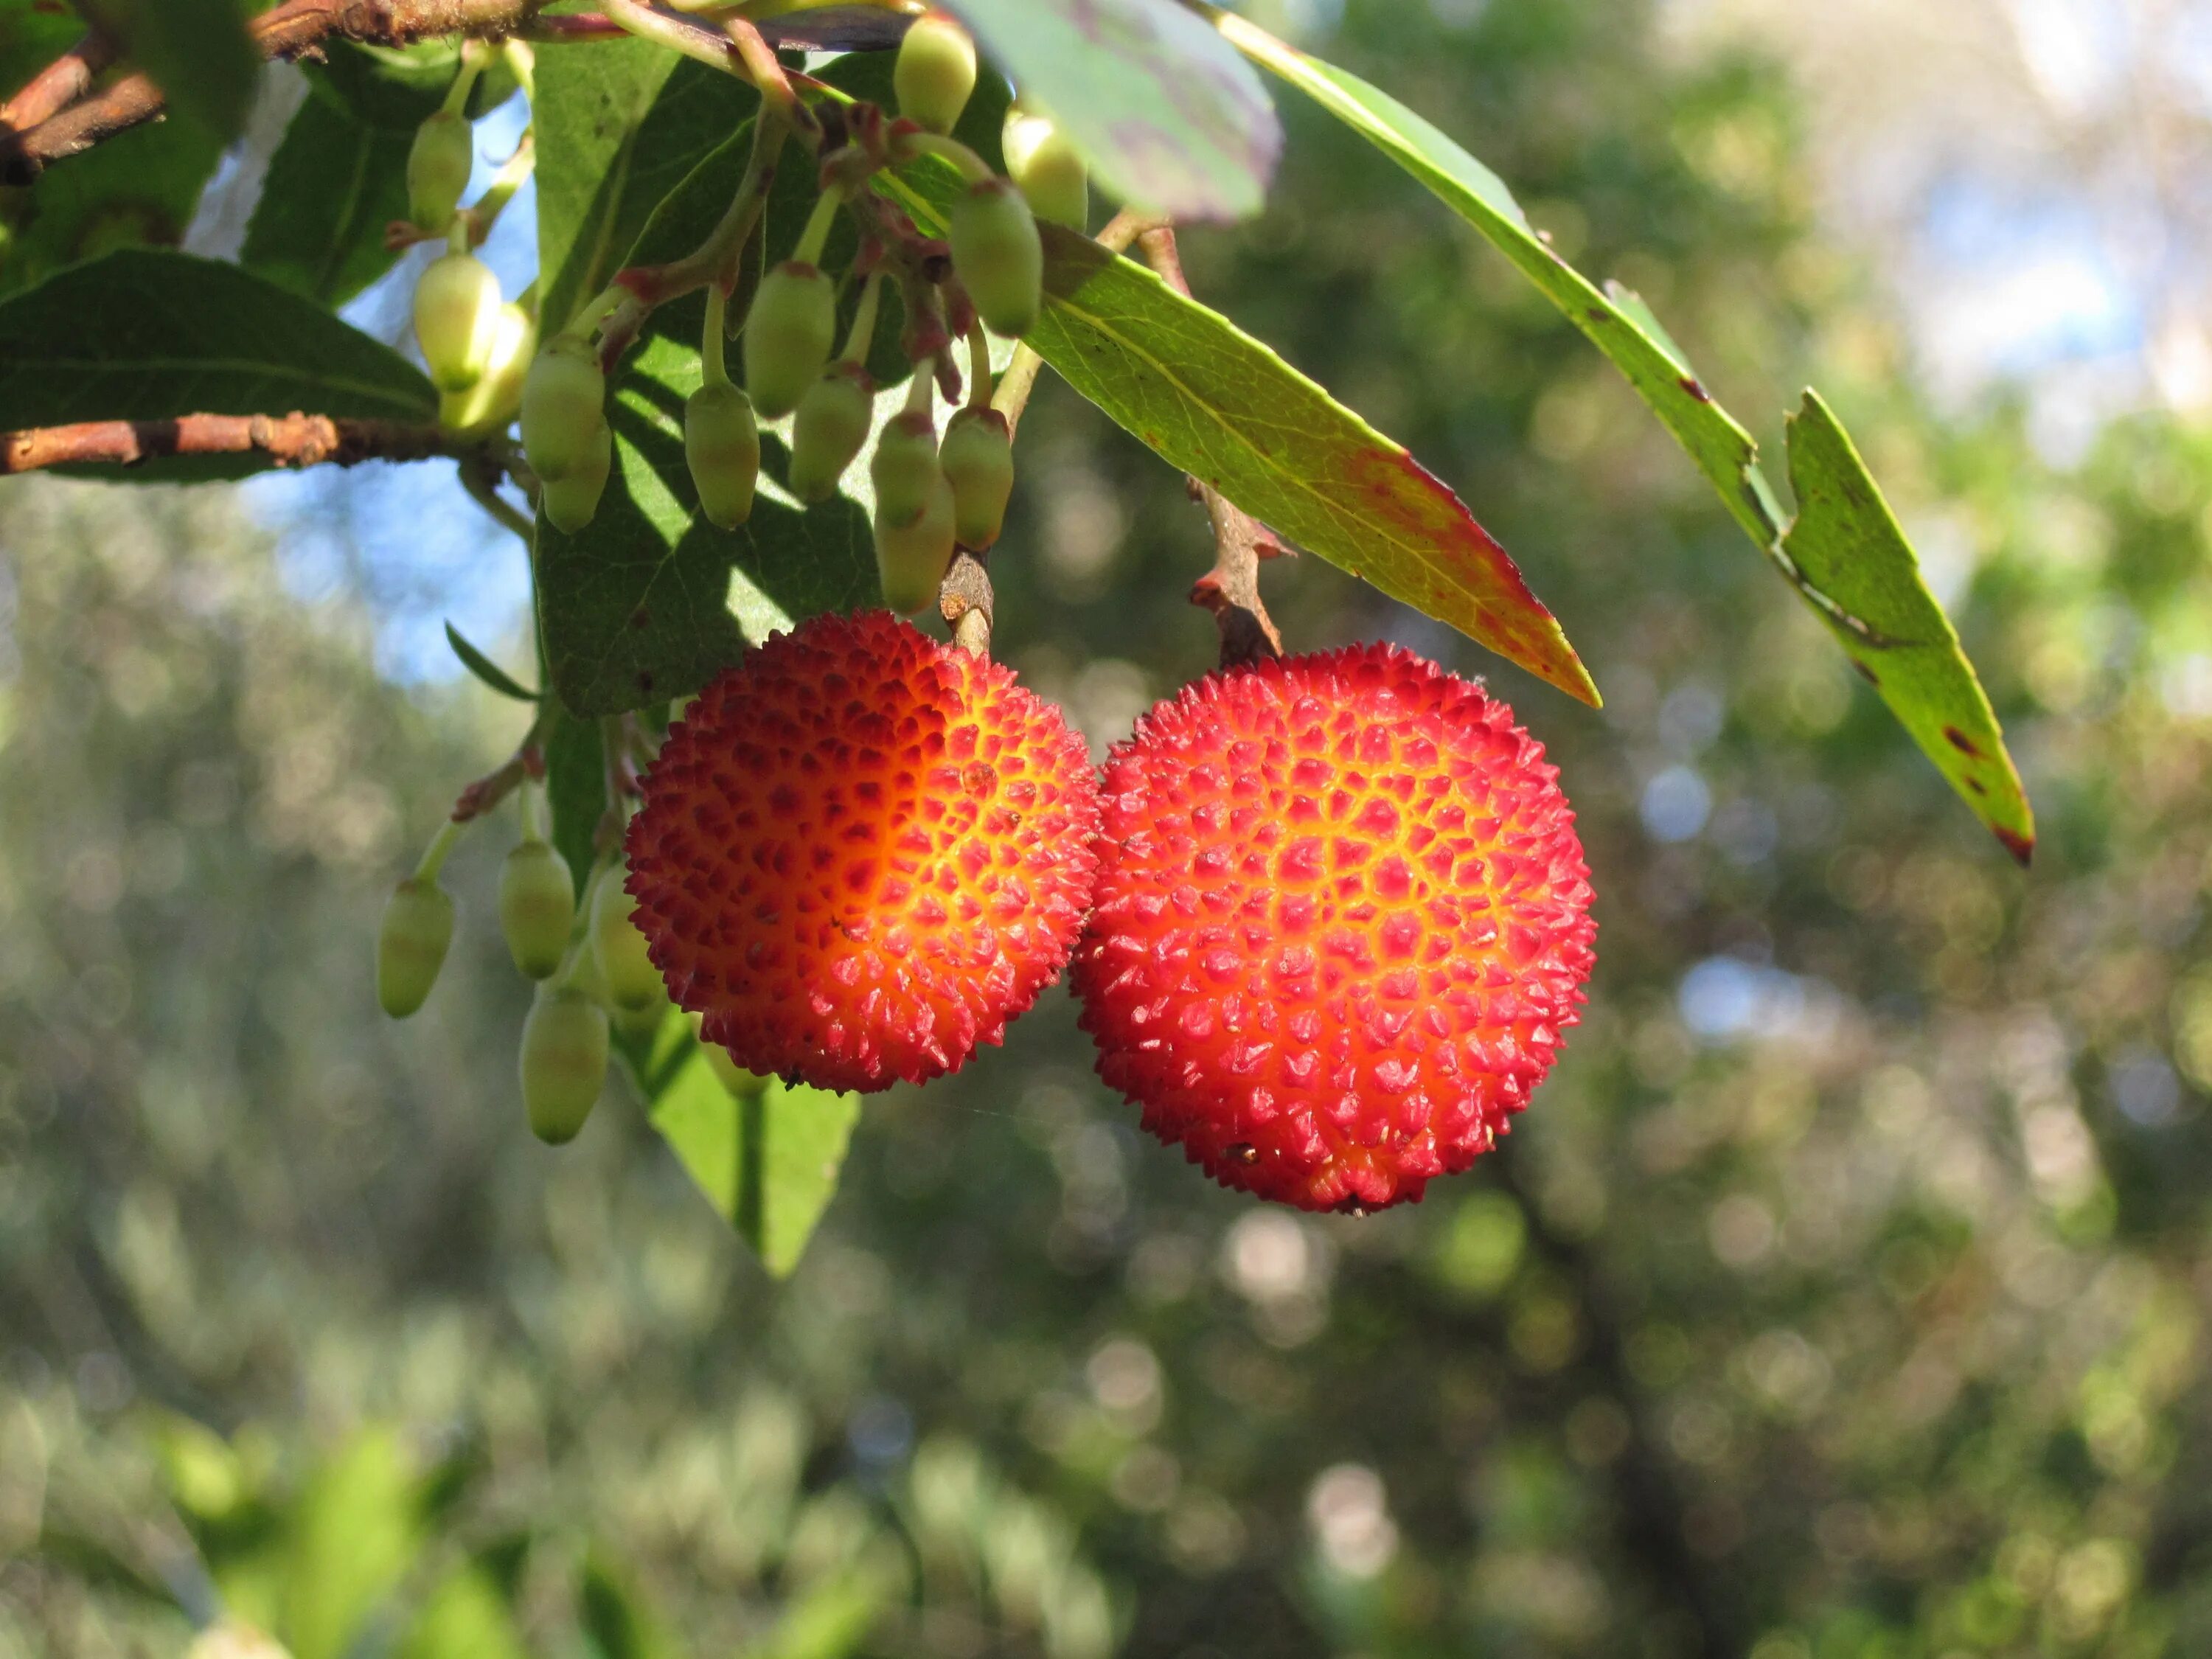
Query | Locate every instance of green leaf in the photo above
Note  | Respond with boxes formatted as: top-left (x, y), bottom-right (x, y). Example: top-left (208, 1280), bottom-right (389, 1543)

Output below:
top-left (644, 1034), bottom-right (862, 1279)
top-left (279, 1428), bottom-right (420, 1659)
top-left (942, 0), bottom-right (1278, 222)
top-left (0, 250), bottom-right (437, 447)
top-left (94, 0), bottom-right (257, 142)
top-left (241, 82), bottom-right (414, 307)
top-left (394, 1562), bottom-right (530, 1659)
top-left (1208, 8), bottom-right (2034, 849)
top-left (445, 622), bottom-right (538, 703)
top-left (580, 1552), bottom-right (687, 1659)
top-left (1782, 392), bottom-right (2035, 861)
top-left (878, 160), bottom-right (1594, 703)
top-left (543, 709), bottom-right (606, 905)
top-left (0, 116), bottom-right (225, 298)
top-left (535, 49), bottom-right (754, 335)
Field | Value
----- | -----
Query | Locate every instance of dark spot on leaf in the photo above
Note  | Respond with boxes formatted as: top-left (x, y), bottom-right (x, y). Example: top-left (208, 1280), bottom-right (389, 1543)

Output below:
top-left (1943, 725), bottom-right (1983, 758)
top-left (1679, 376), bottom-right (1712, 403)
top-left (637, 672), bottom-right (654, 695)
top-left (630, 608), bottom-right (651, 630)
top-left (1586, 307), bottom-right (1610, 323)
top-left (1966, 778), bottom-right (1987, 796)
top-left (1853, 661), bottom-right (1880, 686)
top-left (1994, 827), bottom-right (2034, 868)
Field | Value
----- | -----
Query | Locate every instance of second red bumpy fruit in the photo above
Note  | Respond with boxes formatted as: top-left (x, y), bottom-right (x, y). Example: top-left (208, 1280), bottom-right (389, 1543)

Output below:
top-left (1073, 644), bottom-right (1596, 1214)
top-left (624, 610), bottom-right (1102, 1093)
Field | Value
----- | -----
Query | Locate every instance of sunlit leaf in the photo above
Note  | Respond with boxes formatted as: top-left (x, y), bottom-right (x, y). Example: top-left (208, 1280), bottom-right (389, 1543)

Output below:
top-left (942, 0), bottom-right (1278, 221)
top-left (1208, 7), bottom-right (2034, 848)
top-left (1782, 392), bottom-right (2034, 861)
top-left (445, 622), bottom-right (538, 703)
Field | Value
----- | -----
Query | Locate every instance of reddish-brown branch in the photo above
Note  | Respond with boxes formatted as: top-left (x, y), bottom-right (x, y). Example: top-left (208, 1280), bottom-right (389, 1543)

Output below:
top-left (1, 414), bottom-right (460, 476)
top-left (1134, 223), bottom-right (1285, 669)
top-left (1, 0), bottom-right (552, 184)
top-left (0, 32), bottom-right (114, 139)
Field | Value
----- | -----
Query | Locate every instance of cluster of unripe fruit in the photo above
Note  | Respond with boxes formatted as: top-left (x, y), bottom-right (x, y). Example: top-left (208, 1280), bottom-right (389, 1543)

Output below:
top-left (376, 780), bottom-right (767, 1145)
top-left (408, 10), bottom-right (1087, 624)
top-left (382, 612), bottom-right (1599, 1215)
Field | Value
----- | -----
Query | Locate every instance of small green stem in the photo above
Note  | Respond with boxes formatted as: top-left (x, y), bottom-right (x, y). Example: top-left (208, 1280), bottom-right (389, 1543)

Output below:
top-left (701, 282), bottom-right (730, 387)
top-left (600, 0), bottom-right (737, 76)
top-left (904, 363), bottom-right (935, 419)
top-left (442, 39), bottom-right (488, 117)
top-left (501, 37), bottom-right (537, 104)
top-left (414, 818), bottom-right (467, 882)
top-left (560, 283), bottom-right (627, 345)
top-left (466, 128), bottom-right (535, 246)
top-left (838, 269), bottom-right (885, 367)
top-left (991, 343), bottom-right (1046, 434)
top-left (967, 318), bottom-right (992, 410)
top-left (794, 187), bottom-right (843, 267)
top-left (520, 777), bottom-right (548, 844)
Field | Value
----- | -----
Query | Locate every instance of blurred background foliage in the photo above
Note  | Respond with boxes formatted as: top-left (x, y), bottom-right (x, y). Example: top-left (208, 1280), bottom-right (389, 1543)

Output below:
top-left (7, 0), bottom-right (2212, 1655)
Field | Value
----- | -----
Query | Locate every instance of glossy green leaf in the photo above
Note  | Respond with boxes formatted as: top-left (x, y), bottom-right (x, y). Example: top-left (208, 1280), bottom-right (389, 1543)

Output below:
top-left (942, 0), bottom-right (1278, 222)
top-left (242, 83), bottom-right (414, 307)
top-left (878, 167), bottom-right (1594, 703)
top-left (0, 250), bottom-right (437, 437)
top-left (535, 49), bottom-right (754, 335)
top-left (1208, 7), bottom-right (2033, 850)
top-left (93, 0), bottom-right (257, 142)
top-left (1783, 392), bottom-right (2034, 860)
top-left (543, 709), bottom-right (605, 906)
top-left (0, 116), bottom-right (225, 298)
top-left (445, 622), bottom-right (538, 703)
top-left (646, 1036), bottom-right (862, 1280)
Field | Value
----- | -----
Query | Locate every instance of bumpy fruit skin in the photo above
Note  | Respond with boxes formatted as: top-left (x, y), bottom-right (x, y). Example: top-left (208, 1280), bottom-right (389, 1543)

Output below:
top-left (874, 473), bottom-right (956, 614)
top-left (685, 380), bottom-right (762, 529)
top-left (377, 877), bottom-right (454, 1018)
top-left (591, 871), bottom-right (664, 1011)
top-left (939, 406), bottom-right (1014, 550)
top-left (625, 610), bottom-right (1101, 1093)
top-left (950, 179), bottom-right (1043, 338)
top-left (894, 10), bottom-right (978, 134)
top-left (1074, 644), bottom-right (1596, 1213)
top-left (408, 110), bottom-right (474, 232)
top-left (789, 366), bottom-right (875, 502)
top-left (498, 839), bottom-right (575, 980)
top-left (521, 336), bottom-right (607, 482)
top-left (540, 420), bottom-right (611, 535)
top-left (520, 986), bottom-right (609, 1144)
top-left (414, 251), bottom-right (504, 393)
top-left (1003, 108), bottom-right (1088, 231)
top-left (745, 262), bottom-right (837, 420)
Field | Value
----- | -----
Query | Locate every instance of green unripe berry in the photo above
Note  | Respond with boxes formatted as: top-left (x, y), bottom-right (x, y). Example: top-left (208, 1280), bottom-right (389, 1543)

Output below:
top-left (940, 406), bottom-right (1015, 551)
top-left (541, 420), bottom-right (612, 535)
top-left (745, 262), bottom-right (837, 420)
top-left (591, 873), bottom-right (663, 1012)
top-left (1003, 108), bottom-right (1088, 231)
top-left (414, 251), bottom-right (504, 393)
top-left (498, 839), bottom-right (574, 981)
top-left (408, 110), bottom-right (475, 233)
top-left (788, 366), bottom-right (875, 503)
top-left (894, 10), bottom-right (977, 135)
top-left (950, 179), bottom-right (1043, 338)
top-left (684, 380), bottom-right (761, 530)
top-left (871, 410), bottom-right (942, 531)
top-left (519, 987), bottom-right (608, 1145)
top-left (376, 877), bottom-right (454, 1018)
top-left (441, 301), bottom-right (535, 435)
top-left (521, 335), bottom-right (608, 483)
top-left (874, 473), bottom-right (956, 614)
